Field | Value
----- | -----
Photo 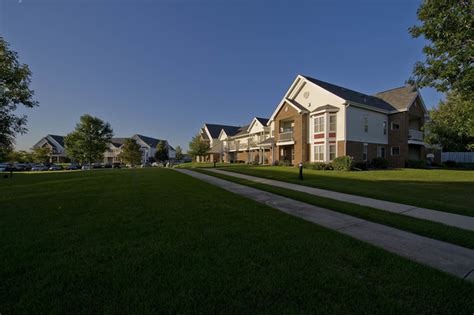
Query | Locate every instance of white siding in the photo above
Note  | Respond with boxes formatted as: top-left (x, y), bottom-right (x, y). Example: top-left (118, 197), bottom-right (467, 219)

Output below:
top-left (293, 81), bottom-right (346, 112)
top-left (346, 106), bottom-right (388, 144)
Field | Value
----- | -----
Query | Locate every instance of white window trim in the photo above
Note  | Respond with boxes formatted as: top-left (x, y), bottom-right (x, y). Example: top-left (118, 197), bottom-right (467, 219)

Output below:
top-left (314, 115), bottom-right (325, 134)
top-left (329, 114), bottom-right (337, 132)
top-left (377, 146), bottom-right (386, 158)
top-left (329, 143), bottom-right (337, 161)
top-left (314, 144), bottom-right (325, 162)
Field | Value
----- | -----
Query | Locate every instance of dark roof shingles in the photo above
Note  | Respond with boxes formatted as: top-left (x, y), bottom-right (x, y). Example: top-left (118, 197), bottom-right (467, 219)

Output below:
top-left (303, 76), bottom-right (396, 111)
top-left (205, 124), bottom-right (241, 138)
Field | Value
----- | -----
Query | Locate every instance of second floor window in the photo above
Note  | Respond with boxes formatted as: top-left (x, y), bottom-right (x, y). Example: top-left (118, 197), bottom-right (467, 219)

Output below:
top-left (391, 122), bottom-right (400, 130)
top-left (329, 115), bottom-right (336, 132)
top-left (364, 117), bottom-right (368, 133)
top-left (314, 116), bottom-right (324, 133)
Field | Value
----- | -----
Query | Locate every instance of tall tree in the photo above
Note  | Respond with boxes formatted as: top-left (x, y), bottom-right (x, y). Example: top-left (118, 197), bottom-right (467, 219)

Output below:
top-left (175, 145), bottom-right (184, 160)
top-left (64, 114), bottom-right (113, 166)
top-left (32, 146), bottom-right (52, 163)
top-left (188, 134), bottom-right (210, 159)
top-left (118, 138), bottom-right (142, 166)
top-left (424, 91), bottom-right (474, 151)
top-left (0, 37), bottom-right (39, 156)
top-left (409, 0), bottom-right (473, 100)
top-left (154, 140), bottom-right (169, 163)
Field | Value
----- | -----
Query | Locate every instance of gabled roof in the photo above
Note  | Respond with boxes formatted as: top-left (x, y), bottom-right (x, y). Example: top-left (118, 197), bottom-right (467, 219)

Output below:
top-left (374, 85), bottom-right (420, 111)
top-left (204, 123), bottom-right (241, 139)
top-left (111, 138), bottom-right (128, 148)
top-left (48, 135), bottom-right (65, 148)
top-left (233, 125), bottom-right (250, 137)
top-left (255, 117), bottom-right (269, 126)
top-left (303, 75), bottom-right (396, 112)
top-left (247, 117), bottom-right (270, 133)
top-left (133, 134), bottom-right (167, 148)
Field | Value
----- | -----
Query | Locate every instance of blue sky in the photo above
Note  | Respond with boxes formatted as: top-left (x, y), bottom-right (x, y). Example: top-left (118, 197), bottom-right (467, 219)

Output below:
top-left (1, 0), bottom-right (441, 151)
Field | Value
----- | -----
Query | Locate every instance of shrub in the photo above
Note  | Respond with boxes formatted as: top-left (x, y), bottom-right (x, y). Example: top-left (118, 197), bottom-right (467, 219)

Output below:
top-left (273, 160), bottom-right (291, 166)
top-left (444, 160), bottom-right (457, 168)
top-left (371, 157), bottom-right (389, 169)
top-left (405, 159), bottom-right (427, 169)
top-left (331, 156), bottom-right (354, 171)
top-left (303, 162), bottom-right (332, 170)
top-left (353, 162), bottom-right (368, 170)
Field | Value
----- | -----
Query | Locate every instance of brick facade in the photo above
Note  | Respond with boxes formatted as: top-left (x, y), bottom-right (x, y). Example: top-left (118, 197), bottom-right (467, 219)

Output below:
top-left (273, 102), bottom-right (308, 165)
top-left (346, 141), bottom-right (389, 163)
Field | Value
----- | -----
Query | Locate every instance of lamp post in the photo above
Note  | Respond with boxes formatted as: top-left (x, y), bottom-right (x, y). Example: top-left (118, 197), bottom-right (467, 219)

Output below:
top-left (298, 162), bottom-right (303, 180)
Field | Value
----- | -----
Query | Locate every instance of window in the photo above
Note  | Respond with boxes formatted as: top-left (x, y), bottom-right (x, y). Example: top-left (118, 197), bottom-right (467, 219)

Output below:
top-left (363, 143), bottom-right (368, 161)
top-left (314, 116), bottom-right (324, 133)
top-left (314, 145), bottom-right (324, 161)
top-left (391, 147), bottom-right (400, 156)
top-left (383, 121), bottom-right (387, 135)
top-left (391, 122), bottom-right (400, 130)
top-left (329, 115), bottom-right (336, 132)
top-left (377, 146), bottom-right (386, 158)
top-left (329, 144), bottom-right (336, 161)
top-left (364, 117), bottom-right (368, 133)
top-left (271, 130), bottom-right (274, 137)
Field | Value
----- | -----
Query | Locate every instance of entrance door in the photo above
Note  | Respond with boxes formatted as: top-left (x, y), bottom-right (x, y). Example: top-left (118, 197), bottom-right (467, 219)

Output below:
top-left (281, 146), bottom-right (293, 163)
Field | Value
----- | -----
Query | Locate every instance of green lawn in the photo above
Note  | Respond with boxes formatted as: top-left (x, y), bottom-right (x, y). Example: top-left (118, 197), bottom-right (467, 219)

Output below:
top-left (220, 166), bottom-right (474, 216)
top-left (196, 169), bottom-right (474, 249)
top-left (1, 169), bottom-right (473, 313)
top-left (175, 162), bottom-right (246, 168)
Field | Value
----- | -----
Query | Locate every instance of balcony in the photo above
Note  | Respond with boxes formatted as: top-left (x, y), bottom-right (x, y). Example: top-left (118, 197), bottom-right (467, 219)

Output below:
top-left (408, 129), bottom-right (424, 141)
top-left (278, 131), bottom-right (294, 142)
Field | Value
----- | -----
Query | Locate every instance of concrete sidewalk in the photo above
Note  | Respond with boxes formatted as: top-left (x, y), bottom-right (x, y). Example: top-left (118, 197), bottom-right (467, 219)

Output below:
top-left (175, 169), bottom-right (474, 282)
top-left (206, 169), bottom-right (474, 232)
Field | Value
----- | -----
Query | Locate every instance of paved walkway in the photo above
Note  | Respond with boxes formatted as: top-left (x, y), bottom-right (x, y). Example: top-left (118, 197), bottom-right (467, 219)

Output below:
top-left (205, 169), bottom-right (474, 232)
top-left (175, 169), bottom-right (474, 282)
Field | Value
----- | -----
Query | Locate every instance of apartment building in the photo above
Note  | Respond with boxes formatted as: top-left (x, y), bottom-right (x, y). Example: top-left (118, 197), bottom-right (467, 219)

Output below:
top-left (196, 74), bottom-right (439, 167)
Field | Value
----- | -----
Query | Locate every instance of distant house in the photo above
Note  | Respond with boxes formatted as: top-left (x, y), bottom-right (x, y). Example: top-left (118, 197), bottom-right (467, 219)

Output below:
top-left (32, 135), bottom-right (68, 163)
top-left (196, 124), bottom-right (241, 162)
top-left (34, 134), bottom-right (175, 164)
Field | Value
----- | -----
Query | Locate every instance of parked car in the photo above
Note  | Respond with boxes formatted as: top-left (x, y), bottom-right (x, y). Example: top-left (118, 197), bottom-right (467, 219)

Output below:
top-left (49, 164), bottom-right (63, 171)
top-left (31, 164), bottom-right (49, 171)
top-left (0, 164), bottom-right (8, 172)
top-left (14, 163), bottom-right (32, 171)
top-left (66, 164), bottom-right (81, 170)
top-left (81, 165), bottom-right (91, 170)
top-left (92, 163), bottom-right (103, 169)
top-left (104, 163), bottom-right (113, 168)
top-left (112, 162), bottom-right (121, 169)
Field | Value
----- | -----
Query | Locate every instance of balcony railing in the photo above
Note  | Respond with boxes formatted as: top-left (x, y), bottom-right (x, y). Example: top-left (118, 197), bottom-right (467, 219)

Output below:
top-left (278, 131), bottom-right (294, 142)
top-left (408, 129), bottom-right (424, 141)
